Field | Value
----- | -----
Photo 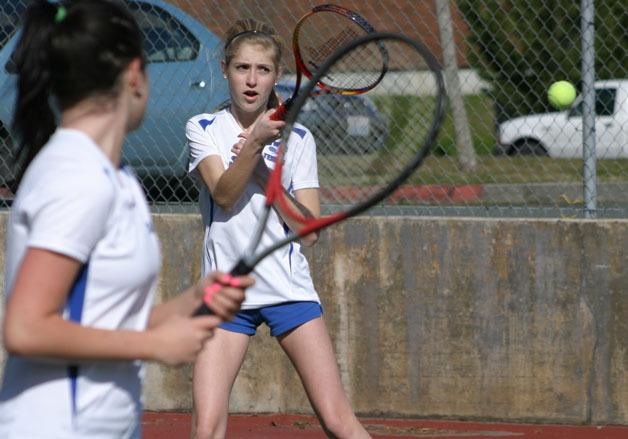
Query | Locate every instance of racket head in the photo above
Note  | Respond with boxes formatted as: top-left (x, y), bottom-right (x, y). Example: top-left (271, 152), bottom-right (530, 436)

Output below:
top-left (271, 5), bottom-right (383, 121)
top-left (276, 32), bottom-right (446, 233)
top-left (292, 4), bottom-right (386, 94)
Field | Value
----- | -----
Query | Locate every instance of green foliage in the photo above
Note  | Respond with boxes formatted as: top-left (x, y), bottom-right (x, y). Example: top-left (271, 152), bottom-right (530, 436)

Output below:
top-left (372, 94), bottom-right (496, 157)
top-left (439, 94), bottom-right (496, 156)
top-left (458, 0), bottom-right (628, 120)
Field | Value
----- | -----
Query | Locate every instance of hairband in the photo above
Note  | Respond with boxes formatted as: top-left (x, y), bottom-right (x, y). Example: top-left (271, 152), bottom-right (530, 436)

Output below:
top-left (55, 5), bottom-right (67, 23)
top-left (224, 30), bottom-right (267, 50)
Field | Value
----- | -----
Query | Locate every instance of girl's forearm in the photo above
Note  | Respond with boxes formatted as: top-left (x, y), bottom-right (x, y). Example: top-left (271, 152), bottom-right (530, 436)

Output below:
top-left (212, 146), bottom-right (262, 210)
top-left (253, 164), bottom-right (319, 245)
top-left (5, 316), bottom-right (159, 362)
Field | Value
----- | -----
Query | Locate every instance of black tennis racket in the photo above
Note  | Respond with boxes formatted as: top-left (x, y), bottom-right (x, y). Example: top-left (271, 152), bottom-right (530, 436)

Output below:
top-left (269, 3), bottom-right (385, 121)
top-left (194, 32), bottom-right (446, 315)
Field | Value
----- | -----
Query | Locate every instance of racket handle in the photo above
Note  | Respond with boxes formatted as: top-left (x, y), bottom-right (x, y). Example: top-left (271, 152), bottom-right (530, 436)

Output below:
top-left (192, 260), bottom-right (254, 316)
top-left (269, 98), bottom-right (293, 121)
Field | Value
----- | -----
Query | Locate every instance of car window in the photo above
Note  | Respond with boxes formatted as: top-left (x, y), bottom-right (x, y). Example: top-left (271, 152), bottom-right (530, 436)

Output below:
top-left (127, 2), bottom-right (199, 63)
top-left (594, 88), bottom-right (616, 116)
top-left (569, 87), bottom-right (616, 117)
top-left (0, 3), bottom-right (25, 50)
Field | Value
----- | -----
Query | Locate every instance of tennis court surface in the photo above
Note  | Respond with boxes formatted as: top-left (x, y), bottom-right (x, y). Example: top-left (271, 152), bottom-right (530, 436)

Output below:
top-left (142, 412), bottom-right (628, 438)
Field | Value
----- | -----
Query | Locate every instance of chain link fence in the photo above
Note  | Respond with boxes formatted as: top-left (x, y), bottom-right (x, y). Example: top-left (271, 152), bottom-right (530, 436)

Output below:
top-left (0, 0), bottom-right (626, 217)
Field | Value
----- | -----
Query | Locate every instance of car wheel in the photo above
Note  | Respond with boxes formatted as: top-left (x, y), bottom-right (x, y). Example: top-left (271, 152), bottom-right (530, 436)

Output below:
top-left (361, 121), bottom-right (388, 154)
top-left (352, 136), bottom-right (374, 154)
top-left (511, 139), bottom-right (548, 156)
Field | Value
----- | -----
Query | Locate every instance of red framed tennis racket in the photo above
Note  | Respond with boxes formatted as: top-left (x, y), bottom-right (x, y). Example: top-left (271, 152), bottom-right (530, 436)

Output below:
top-left (194, 32), bottom-right (446, 315)
top-left (269, 3), bottom-right (387, 121)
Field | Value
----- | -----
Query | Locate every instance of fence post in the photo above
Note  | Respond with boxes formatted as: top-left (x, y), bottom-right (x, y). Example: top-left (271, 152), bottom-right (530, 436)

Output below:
top-left (581, 0), bottom-right (597, 218)
top-left (435, 0), bottom-right (476, 171)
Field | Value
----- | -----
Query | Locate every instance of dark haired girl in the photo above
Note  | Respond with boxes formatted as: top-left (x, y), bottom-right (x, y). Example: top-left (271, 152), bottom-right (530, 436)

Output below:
top-left (0, 2), bottom-right (250, 437)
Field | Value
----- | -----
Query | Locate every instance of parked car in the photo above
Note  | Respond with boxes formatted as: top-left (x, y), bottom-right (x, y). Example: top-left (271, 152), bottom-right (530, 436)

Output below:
top-left (495, 79), bottom-right (628, 158)
top-left (0, 0), bottom-right (229, 203)
top-left (275, 81), bottom-right (389, 154)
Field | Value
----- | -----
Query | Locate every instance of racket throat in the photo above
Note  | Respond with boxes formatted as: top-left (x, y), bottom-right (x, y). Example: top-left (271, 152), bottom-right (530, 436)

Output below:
top-left (282, 97), bottom-right (294, 112)
top-left (232, 258), bottom-right (254, 276)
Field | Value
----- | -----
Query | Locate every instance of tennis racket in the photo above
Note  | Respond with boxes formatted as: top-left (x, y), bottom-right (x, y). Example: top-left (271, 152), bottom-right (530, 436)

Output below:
top-left (194, 32), bottom-right (446, 315)
top-left (269, 3), bottom-right (386, 121)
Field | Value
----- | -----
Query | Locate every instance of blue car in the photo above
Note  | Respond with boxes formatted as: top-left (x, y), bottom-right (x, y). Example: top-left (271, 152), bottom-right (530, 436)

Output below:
top-left (275, 81), bottom-right (389, 154)
top-left (0, 0), bottom-right (229, 202)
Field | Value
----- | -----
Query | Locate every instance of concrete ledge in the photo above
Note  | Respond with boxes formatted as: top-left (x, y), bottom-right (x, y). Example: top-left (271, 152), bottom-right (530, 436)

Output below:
top-left (1, 213), bottom-right (626, 424)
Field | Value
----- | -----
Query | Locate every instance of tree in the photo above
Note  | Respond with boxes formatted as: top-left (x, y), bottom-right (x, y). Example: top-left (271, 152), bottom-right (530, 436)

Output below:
top-left (458, 0), bottom-right (627, 121)
top-left (436, 0), bottom-right (477, 170)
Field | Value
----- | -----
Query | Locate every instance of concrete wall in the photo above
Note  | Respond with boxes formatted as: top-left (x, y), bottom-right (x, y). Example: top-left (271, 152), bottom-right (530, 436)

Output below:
top-left (1, 213), bottom-right (626, 424)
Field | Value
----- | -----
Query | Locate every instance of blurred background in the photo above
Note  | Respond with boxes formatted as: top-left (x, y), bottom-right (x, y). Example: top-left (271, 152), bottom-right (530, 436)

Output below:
top-left (0, 0), bottom-right (626, 218)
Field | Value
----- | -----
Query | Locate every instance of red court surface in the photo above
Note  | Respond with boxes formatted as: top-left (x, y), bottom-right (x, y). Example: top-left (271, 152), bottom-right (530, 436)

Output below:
top-left (142, 412), bottom-right (628, 438)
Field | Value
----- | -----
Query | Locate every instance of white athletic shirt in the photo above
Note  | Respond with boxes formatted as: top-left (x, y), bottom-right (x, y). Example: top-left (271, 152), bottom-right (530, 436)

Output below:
top-left (0, 129), bottom-right (161, 439)
top-left (187, 108), bottom-right (320, 309)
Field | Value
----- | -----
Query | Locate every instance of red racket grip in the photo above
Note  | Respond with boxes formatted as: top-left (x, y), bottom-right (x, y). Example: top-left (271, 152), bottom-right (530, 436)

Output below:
top-left (270, 97), bottom-right (294, 121)
top-left (269, 103), bottom-right (287, 121)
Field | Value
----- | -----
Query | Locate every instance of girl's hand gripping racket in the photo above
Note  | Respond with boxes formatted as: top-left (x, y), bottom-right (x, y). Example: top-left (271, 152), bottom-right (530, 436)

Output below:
top-left (194, 32), bottom-right (446, 316)
top-left (270, 4), bottom-right (386, 121)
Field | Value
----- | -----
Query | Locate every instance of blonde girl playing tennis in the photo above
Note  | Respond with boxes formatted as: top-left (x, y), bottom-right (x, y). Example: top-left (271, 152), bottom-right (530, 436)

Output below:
top-left (186, 19), bottom-right (370, 439)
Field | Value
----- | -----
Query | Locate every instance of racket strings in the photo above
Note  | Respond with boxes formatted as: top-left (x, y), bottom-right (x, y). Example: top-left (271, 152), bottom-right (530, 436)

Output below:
top-left (302, 26), bottom-right (362, 63)
top-left (322, 44), bottom-right (387, 91)
top-left (308, 37), bottom-right (440, 210)
top-left (296, 11), bottom-right (384, 92)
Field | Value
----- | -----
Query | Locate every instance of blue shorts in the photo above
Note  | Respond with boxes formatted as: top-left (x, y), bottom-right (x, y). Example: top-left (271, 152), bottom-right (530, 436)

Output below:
top-left (219, 301), bottom-right (323, 337)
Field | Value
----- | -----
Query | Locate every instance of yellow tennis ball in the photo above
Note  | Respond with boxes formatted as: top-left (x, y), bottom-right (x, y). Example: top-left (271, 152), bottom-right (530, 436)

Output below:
top-left (548, 81), bottom-right (576, 109)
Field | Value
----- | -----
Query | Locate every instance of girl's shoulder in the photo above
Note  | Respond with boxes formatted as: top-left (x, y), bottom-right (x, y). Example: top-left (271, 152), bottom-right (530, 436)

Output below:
top-left (24, 129), bottom-right (118, 195)
top-left (287, 122), bottom-right (314, 146)
top-left (187, 108), bottom-right (231, 131)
